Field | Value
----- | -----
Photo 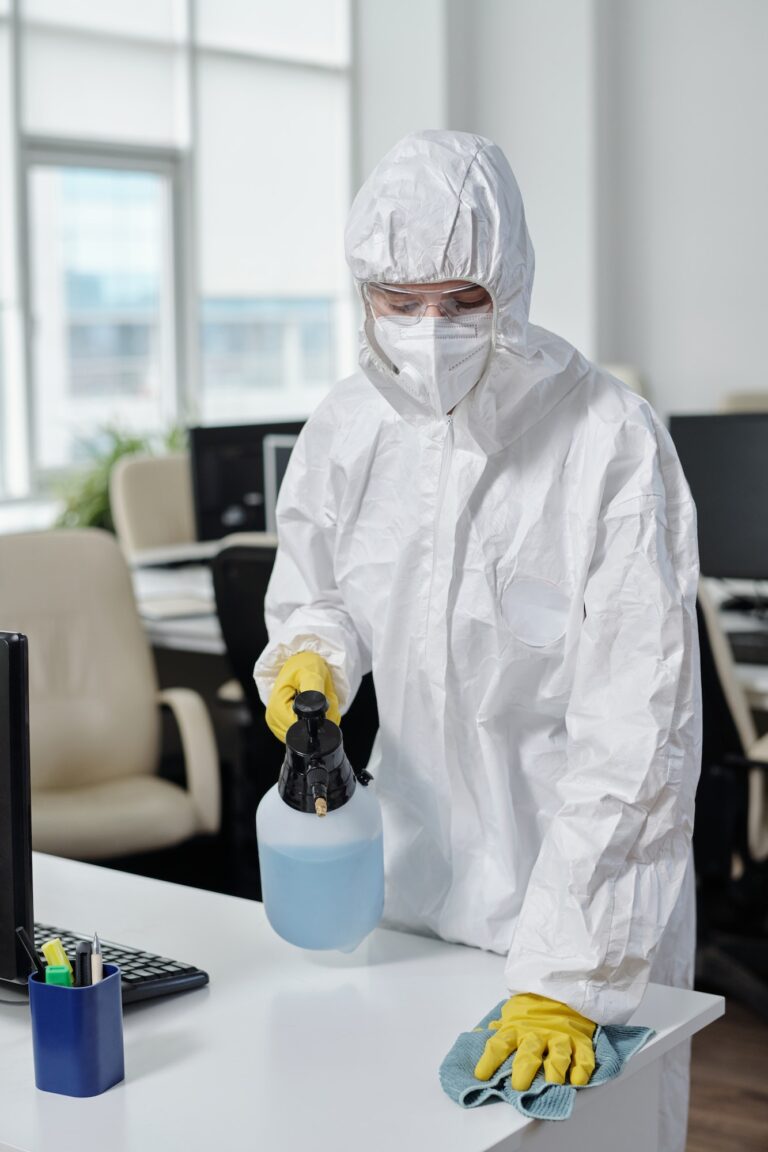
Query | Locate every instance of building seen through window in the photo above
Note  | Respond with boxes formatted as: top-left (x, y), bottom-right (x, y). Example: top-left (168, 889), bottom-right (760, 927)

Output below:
top-left (201, 299), bottom-right (334, 422)
top-left (29, 166), bottom-right (172, 471)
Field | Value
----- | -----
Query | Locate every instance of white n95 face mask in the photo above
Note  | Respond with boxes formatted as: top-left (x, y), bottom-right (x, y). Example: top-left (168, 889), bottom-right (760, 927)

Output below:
top-left (373, 315), bottom-right (493, 417)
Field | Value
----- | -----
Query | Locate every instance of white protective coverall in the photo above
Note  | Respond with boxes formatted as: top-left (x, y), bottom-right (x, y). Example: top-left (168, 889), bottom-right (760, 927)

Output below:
top-left (254, 130), bottom-right (701, 1152)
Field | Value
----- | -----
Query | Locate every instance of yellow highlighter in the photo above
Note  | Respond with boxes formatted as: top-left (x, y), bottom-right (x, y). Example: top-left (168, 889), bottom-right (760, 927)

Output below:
top-left (41, 937), bottom-right (73, 975)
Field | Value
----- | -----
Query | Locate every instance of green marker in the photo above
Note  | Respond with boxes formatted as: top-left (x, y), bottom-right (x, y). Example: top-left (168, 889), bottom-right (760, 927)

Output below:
top-left (45, 964), bottom-right (73, 987)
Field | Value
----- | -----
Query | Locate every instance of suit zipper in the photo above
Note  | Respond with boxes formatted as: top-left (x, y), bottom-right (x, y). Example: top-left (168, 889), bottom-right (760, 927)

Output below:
top-left (425, 415), bottom-right (454, 645)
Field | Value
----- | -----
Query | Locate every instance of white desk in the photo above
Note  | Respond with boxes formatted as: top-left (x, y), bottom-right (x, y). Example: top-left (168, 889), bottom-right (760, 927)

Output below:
top-left (129, 535), bottom-right (277, 570)
top-left (0, 856), bottom-right (723, 1152)
top-left (736, 664), bottom-right (768, 712)
top-left (130, 541), bottom-right (222, 568)
top-left (703, 578), bottom-right (768, 711)
top-left (719, 613), bottom-right (768, 710)
top-left (131, 565), bottom-right (225, 656)
top-left (141, 612), bottom-right (224, 656)
top-left (130, 536), bottom-right (276, 656)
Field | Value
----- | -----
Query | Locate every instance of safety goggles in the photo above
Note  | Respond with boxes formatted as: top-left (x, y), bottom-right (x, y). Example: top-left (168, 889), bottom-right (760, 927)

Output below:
top-left (363, 281), bottom-right (493, 326)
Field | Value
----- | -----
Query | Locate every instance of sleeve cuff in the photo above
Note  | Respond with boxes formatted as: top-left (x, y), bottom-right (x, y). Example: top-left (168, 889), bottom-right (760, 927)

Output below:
top-left (254, 633), bottom-right (355, 713)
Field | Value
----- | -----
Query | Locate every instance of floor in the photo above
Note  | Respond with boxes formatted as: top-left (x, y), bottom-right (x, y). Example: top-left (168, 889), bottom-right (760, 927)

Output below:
top-left (687, 999), bottom-right (768, 1151)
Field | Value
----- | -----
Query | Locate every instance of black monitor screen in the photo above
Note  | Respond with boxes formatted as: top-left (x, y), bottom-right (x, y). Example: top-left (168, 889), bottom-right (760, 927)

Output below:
top-left (668, 414), bottom-right (768, 580)
top-left (0, 632), bottom-right (33, 984)
top-left (190, 422), bottom-right (304, 541)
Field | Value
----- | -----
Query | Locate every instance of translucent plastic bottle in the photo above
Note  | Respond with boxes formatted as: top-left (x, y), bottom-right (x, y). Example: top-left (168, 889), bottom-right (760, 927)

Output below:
top-left (256, 691), bottom-right (384, 952)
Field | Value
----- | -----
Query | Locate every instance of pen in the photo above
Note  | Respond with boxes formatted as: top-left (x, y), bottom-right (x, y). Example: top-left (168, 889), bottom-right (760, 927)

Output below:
top-left (91, 933), bottom-right (103, 984)
top-left (15, 926), bottom-right (45, 977)
top-left (75, 941), bottom-right (92, 987)
top-left (41, 937), bottom-right (73, 975)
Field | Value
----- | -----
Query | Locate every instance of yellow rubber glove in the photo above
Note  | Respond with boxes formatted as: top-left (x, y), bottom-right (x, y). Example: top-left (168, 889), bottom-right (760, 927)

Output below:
top-left (265, 652), bottom-right (341, 743)
top-left (474, 994), bottom-right (596, 1090)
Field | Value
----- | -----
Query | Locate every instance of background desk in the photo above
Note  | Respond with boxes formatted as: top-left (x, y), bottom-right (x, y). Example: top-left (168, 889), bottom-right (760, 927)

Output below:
top-left (0, 855), bottom-right (723, 1152)
top-left (736, 663), bottom-right (768, 713)
top-left (142, 613), bottom-right (224, 656)
top-left (706, 578), bottom-right (768, 715)
top-left (720, 610), bottom-right (768, 712)
top-left (132, 565), bottom-right (225, 656)
top-left (131, 567), bottom-right (768, 713)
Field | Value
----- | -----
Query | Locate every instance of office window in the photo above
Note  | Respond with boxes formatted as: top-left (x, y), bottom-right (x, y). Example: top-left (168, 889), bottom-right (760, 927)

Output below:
top-left (0, 17), bottom-right (26, 498)
top-left (196, 0), bottom-right (349, 66)
top-left (197, 54), bottom-right (351, 421)
top-left (22, 2), bottom-right (188, 148)
top-left (22, 0), bottom-right (187, 42)
top-left (201, 298), bottom-right (335, 421)
top-left (28, 164), bottom-right (177, 471)
top-left (0, 0), bottom-right (352, 500)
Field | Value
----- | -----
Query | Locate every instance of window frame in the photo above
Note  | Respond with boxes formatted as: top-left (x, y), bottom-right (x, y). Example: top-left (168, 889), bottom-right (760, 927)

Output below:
top-left (21, 138), bottom-right (192, 488)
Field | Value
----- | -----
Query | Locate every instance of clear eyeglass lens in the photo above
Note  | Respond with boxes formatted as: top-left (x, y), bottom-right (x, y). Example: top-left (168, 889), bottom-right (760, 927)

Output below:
top-left (366, 283), bottom-right (492, 325)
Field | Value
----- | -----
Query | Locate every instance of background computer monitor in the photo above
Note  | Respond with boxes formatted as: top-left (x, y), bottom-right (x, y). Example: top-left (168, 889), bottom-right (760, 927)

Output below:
top-left (190, 422), bottom-right (304, 541)
top-left (668, 414), bottom-right (768, 579)
top-left (263, 434), bottom-right (299, 534)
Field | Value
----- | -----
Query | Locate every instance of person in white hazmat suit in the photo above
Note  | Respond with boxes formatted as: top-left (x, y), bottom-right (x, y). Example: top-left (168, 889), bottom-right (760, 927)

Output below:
top-left (254, 130), bottom-right (701, 1152)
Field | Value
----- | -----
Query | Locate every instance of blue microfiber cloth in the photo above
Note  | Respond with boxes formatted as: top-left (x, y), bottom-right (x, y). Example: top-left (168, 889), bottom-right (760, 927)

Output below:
top-left (439, 1001), bottom-right (654, 1120)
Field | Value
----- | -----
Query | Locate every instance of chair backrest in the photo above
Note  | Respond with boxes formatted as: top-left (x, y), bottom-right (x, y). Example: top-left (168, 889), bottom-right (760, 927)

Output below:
top-left (211, 533), bottom-right (380, 775)
top-left (720, 392), bottom-right (768, 413)
top-left (599, 363), bottom-right (644, 397)
top-left (0, 530), bottom-right (159, 791)
top-left (211, 535), bottom-right (277, 720)
top-left (110, 452), bottom-right (195, 558)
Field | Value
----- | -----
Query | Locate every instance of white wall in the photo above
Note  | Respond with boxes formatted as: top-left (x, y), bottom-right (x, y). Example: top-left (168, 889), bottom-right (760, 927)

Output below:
top-left (356, 0), bottom-right (768, 418)
top-left (355, 0), bottom-right (598, 359)
top-left (447, 0), bottom-right (598, 358)
top-left (353, 0), bottom-right (449, 185)
top-left (595, 0), bottom-right (768, 416)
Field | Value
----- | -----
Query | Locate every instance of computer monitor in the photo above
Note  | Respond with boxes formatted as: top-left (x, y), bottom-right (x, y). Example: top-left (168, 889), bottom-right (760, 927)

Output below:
top-left (0, 633), bottom-right (34, 985)
top-left (263, 433), bottom-right (299, 533)
top-left (0, 632), bottom-right (210, 1000)
top-left (668, 414), bottom-right (768, 579)
top-left (189, 421), bottom-right (304, 541)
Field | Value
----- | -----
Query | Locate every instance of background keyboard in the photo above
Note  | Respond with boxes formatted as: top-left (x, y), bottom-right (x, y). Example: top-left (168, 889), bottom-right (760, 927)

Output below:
top-left (34, 922), bottom-right (209, 1003)
top-left (729, 631), bottom-right (768, 666)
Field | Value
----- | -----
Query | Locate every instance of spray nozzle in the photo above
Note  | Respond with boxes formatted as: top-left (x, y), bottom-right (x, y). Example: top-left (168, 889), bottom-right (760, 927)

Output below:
top-left (306, 760), bottom-right (330, 818)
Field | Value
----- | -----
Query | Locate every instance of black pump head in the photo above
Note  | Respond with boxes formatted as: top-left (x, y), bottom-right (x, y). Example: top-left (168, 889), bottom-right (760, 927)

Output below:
top-left (292, 690), bottom-right (327, 721)
top-left (292, 690), bottom-right (327, 754)
top-left (279, 691), bottom-right (355, 817)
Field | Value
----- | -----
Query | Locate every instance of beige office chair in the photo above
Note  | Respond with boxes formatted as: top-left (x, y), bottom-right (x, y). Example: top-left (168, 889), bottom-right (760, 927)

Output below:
top-left (600, 363), bottom-right (645, 398)
top-left (110, 452), bottom-right (195, 560)
top-left (720, 392), bottom-right (768, 413)
top-left (698, 579), bottom-right (768, 861)
top-left (0, 529), bottom-right (220, 860)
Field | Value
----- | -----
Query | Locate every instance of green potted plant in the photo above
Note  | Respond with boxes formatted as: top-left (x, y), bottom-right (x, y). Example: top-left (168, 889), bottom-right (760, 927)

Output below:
top-left (54, 424), bottom-right (187, 532)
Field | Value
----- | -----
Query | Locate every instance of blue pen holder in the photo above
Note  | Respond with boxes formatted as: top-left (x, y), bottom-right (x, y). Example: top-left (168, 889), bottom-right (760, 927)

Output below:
top-left (29, 963), bottom-right (125, 1097)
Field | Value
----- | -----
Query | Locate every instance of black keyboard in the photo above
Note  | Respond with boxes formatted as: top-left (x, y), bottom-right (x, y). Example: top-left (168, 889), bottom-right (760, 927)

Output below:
top-left (719, 596), bottom-right (767, 614)
top-left (34, 922), bottom-right (209, 1004)
top-left (728, 631), bottom-right (768, 666)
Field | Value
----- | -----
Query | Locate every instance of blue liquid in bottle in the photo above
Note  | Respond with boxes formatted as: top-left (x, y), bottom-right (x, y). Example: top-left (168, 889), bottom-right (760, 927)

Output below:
top-left (260, 835), bottom-right (384, 951)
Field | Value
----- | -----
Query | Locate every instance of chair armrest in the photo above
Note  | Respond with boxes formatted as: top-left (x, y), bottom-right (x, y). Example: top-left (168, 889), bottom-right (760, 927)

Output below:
top-left (724, 754), bottom-right (768, 772)
top-left (157, 688), bottom-right (221, 834)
